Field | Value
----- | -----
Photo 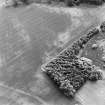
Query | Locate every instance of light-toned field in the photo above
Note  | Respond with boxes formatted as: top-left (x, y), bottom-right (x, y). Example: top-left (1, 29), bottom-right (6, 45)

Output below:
top-left (0, 3), bottom-right (105, 105)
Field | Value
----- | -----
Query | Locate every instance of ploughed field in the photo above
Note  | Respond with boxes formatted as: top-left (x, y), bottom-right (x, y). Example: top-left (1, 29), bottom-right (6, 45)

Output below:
top-left (0, 3), bottom-right (105, 105)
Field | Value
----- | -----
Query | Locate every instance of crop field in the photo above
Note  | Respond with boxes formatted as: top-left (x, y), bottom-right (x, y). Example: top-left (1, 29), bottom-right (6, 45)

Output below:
top-left (0, 3), bottom-right (105, 105)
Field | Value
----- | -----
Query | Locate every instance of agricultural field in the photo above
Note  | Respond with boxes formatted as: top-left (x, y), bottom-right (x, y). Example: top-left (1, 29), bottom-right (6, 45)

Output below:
top-left (0, 2), bottom-right (105, 105)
